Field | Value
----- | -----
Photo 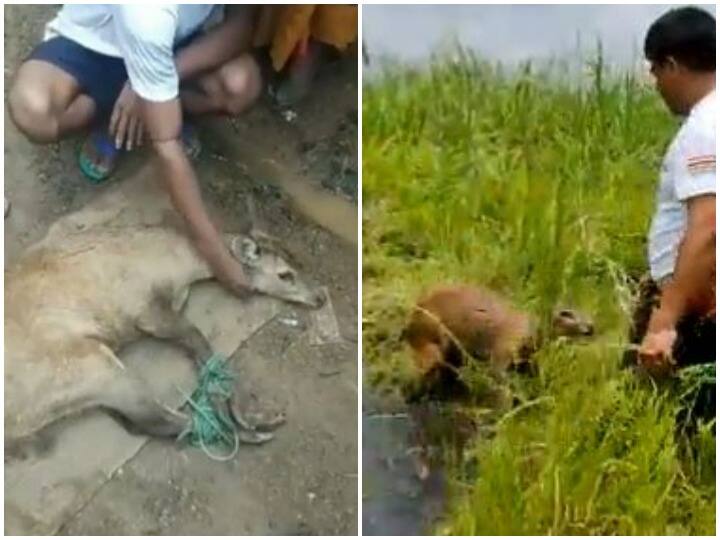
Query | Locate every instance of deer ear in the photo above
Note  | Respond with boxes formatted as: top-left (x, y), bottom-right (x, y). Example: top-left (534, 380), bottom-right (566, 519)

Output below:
top-left (232, 236), bottom-right (261, 264)
top-left (249, 228), bottom-right (302, 266)
top-left (249, 227), bottom-right (278, 246)
top-left (236, 196), bottom-right (257, 236)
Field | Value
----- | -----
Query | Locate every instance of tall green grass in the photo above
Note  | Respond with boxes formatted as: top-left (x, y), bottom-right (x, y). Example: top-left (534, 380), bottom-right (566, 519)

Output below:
top-left (362, 49), bottom-right (715, 535)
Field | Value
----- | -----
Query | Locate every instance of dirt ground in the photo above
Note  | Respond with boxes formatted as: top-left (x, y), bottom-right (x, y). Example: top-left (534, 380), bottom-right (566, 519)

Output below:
top-left (5, 5), bottom-right (358, 536)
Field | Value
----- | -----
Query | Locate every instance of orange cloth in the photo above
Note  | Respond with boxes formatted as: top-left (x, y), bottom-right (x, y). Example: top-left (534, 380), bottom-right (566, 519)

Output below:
top-left (253, 5), bottom-right (358, 71)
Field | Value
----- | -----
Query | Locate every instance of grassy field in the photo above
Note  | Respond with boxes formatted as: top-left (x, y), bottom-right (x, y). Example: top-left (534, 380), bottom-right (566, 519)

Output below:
top-left (362, 49), bottom-right (715, 535)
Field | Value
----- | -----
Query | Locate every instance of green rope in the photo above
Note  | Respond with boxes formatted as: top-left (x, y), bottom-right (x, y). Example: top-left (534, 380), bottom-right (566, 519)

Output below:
top-left (176, 353), bottom-right (240, 461)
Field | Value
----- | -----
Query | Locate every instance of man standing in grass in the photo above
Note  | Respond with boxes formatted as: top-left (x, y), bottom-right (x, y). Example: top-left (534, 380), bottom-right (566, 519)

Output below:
top-left (635, 7), bottom-right (715, 378)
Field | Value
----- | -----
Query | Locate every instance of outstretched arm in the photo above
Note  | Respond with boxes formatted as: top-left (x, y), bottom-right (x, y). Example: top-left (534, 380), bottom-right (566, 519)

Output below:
top-left (639, 194), bottom-right (715, 372)
top-left (142, 98), bottom-right (251, 295)
top-left (109, 6), bottom-right (253, 293)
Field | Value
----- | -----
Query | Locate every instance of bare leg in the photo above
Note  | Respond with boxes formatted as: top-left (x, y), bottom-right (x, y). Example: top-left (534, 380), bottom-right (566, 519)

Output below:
top-left (8, 60), bottom-right (96, 143)
top-left (61, 94), bottom-right (97, 133)
top-left (8, 59), bottom-right (123, 183)
top-left (180, 54), bottom-right (263, 116)
top-left (274, 40), bottom-right (325, 107)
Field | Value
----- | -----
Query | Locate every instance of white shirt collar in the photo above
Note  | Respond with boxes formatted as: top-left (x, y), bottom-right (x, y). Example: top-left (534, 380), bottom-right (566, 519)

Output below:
top-left (690, 88), bottom-right (715, 118)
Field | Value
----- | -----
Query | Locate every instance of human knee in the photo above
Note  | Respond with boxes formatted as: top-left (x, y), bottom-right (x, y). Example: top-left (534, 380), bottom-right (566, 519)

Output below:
top-left (8, 83), bottom-right (59, 143)
top-left (219, 58), bottom-right (262, 115)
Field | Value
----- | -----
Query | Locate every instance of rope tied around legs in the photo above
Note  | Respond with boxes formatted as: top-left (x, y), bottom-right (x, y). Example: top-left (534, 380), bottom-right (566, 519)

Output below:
top-left (176, 353), bottom-right (240, 461)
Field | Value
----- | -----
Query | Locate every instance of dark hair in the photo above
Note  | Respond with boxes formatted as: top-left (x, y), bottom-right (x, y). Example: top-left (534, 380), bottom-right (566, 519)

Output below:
top-left (644, 6), bottom-right (715, 71)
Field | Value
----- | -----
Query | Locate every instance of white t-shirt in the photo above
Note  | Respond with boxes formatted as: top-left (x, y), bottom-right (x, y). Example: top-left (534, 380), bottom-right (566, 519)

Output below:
top-left (45, 4), bottom-right (223, 102)
top-left (647, 89), bottom-right (716, 282)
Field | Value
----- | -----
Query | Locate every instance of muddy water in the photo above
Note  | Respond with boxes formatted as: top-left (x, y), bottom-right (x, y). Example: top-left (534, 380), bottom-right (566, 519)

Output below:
top-left (362, 384), bottom-right (488, 535)
top-left (362, 373), bottom-right (486, 535)
top-left (362, 389), bottom-right (447, 535)
top-left (203, 121), bottom-right (358, 246)
top-left (259, 157), bottom-right (358, 246)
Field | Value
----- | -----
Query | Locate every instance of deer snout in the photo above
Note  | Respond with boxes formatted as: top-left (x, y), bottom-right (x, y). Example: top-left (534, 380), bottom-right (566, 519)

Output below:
top-left (580, 322), bottom-right (595, 336)
top-left (311, 288), bottom-right (327, 309)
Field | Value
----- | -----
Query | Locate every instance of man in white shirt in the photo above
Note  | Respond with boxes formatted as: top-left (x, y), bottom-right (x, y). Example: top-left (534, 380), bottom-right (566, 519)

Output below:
top-left (635, 7), bottom-right (715, 378)
top-left (8, 5), bottom-right (262, 295)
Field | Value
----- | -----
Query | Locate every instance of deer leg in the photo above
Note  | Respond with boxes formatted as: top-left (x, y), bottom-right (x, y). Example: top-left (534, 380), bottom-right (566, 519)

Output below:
top-left (137, 298), bottom-right (213, 366)
top-left (229, 395), bottom-right (286, 432)
top-left (5, 341), bottom-right (119, 443)
top-left (101, 380), bottom-right (189, 438)
top-left (97, 346), bottom-right (190, 438)
top-left (5, 339), bottom-right (188, 459)
top-left (223, 349), bottom-right (285, 438)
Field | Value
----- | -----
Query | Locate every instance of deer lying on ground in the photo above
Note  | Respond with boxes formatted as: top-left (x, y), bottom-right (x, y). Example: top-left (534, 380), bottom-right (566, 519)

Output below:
top-left (5, 219), bottom-right (324, 457)
top-left (402, 285), bottom-right (594, 400)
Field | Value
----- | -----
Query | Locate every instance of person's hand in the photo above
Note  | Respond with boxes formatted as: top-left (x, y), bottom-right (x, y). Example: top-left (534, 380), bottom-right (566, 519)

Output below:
top-left (110, 82), bottom-right (144, 151)
top-left (213, 253), bottom-right (254, 298)
top-left (638, 327), bottom-right (677, 378)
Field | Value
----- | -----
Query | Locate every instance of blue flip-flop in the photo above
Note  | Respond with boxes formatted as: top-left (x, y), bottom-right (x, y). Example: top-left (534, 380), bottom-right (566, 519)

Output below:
top-left (78, 123), bottom-right (200, 184)
top-left (77, 130), bottom-right (120, 184)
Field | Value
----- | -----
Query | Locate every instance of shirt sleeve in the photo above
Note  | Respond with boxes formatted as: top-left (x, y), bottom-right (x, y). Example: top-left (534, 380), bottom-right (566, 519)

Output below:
top-left (112, 6), bottom-right (179, 102)
top-left (674, 119), bottom-right (716, 201)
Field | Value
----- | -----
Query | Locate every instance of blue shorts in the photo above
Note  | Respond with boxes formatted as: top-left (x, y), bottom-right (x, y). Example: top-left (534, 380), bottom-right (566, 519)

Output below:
top-left (26, 33), bottom-right (200, 116)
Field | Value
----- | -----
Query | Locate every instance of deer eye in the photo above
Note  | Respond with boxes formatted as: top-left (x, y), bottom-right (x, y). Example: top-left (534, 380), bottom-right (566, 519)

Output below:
top-left (279, 271), bottom-right (295, 283)
top-left (558, 309), bottom-right (574, 319)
